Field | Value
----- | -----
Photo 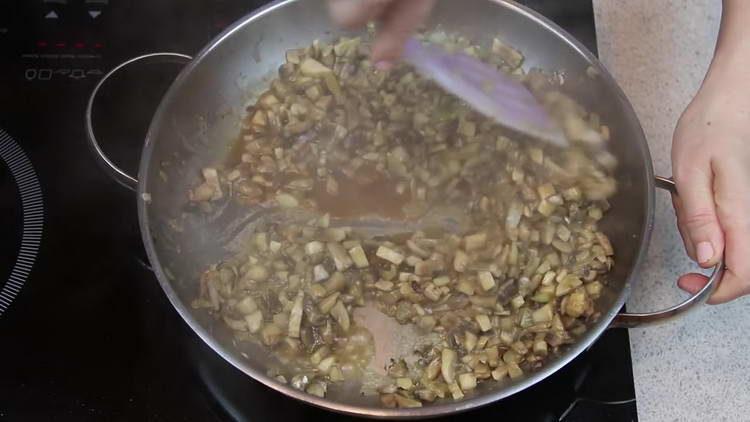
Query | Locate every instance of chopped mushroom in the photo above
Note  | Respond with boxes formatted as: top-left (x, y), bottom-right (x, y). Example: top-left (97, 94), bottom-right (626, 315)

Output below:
top-left (287, 291), bottom-right (305, 338)
top-left (330, 300), bottom-right (350, 331)
top-left (300, 57), bottom-right (332, 77)
top-left (458, 373), bottom-right (477, 391)
top-left (190, 168), bottom-right (223, 201)
top-left (245, 310), bottom-right (263, 333)
top-left (327, 243), bottom-right (353, 271)
top-left (348, 245), bottom-right (369, 268)
top-left (441, 348), bottom-right (456, 384)
top-left (313, 264), bottom-right (330, 282)
top-left (478, 271), bottom-right (496, 291)
top-left (235, 296), bottom-right (258, 315)
top-left (318, 292), bottom-right (340, 314)
top-left (376, 246), bottom-right (405, 265)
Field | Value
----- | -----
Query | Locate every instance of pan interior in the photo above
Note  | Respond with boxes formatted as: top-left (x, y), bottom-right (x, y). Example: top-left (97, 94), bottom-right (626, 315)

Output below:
top-left (138, 0), bottom-right (652, 416)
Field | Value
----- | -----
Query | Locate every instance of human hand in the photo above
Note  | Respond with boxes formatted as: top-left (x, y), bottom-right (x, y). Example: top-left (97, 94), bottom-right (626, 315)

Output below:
top-left (671, 63), bottom-right (750, 304)
top-left (328, 0), bottom-right (435, 69)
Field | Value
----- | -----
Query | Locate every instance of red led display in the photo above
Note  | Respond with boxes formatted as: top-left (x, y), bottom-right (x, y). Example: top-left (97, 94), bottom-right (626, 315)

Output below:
top-left (36, 41), bottom-right (104, 50)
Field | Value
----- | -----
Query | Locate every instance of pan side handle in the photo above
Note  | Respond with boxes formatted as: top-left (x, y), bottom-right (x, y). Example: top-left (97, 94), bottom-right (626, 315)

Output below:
top-left (611, 176), bottom-right (724, 328)
top-left (85, 53), bottom-right (193, 191)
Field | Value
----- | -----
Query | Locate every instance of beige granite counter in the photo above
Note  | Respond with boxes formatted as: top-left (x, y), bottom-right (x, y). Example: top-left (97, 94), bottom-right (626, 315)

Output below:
top-left (593, 1), bottom-right (750, 420)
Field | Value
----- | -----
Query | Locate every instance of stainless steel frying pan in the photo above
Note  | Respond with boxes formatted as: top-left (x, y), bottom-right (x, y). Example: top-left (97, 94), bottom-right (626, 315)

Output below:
top-left (85, 0), bottom-right (723, 418)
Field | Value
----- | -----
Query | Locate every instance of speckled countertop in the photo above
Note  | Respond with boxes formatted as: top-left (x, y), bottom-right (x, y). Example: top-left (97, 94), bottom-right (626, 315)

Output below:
top-left (592, 1), bottom-right (750, 421)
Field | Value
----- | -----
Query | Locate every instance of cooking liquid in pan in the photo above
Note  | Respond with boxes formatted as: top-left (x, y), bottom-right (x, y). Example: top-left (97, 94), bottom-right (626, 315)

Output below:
top-left (312, 166), bottom-right (409, 221)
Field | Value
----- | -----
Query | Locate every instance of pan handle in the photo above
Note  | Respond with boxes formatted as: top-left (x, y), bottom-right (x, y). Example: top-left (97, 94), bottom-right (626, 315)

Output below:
top-left (85, 52), bottom-right (193, 191)
top-left (611, 176), bottom-right (724, 328)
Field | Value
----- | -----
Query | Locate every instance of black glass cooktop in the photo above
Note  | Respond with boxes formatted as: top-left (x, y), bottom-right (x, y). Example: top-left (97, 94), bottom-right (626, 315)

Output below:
top-left (0, 1), bottom-right (637, 421)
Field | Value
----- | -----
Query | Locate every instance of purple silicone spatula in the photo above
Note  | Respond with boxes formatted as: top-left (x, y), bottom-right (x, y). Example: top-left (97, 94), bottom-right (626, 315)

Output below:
top-left (402, 38), bottom-right (567, 147)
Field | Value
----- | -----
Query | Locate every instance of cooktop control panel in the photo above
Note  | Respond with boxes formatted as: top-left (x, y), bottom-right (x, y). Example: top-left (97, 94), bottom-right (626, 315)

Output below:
top-left (0, 0), bottom-right (253, 84)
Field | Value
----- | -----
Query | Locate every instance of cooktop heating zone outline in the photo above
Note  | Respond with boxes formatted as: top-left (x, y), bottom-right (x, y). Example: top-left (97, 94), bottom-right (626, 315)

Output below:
top-left (0, 128), bottom-right (43, 316)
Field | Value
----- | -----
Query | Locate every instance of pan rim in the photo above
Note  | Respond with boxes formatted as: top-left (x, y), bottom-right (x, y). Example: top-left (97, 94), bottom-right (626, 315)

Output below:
top-left (136, 0), bottom-right (655, 418)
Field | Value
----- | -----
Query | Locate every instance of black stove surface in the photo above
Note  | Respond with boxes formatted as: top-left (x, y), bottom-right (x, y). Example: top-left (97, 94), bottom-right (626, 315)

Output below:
top-left (0, 1), bottom-right (637, 421)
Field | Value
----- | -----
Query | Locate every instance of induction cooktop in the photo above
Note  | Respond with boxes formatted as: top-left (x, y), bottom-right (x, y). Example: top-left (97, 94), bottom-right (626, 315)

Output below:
top-left (0, 1), bottom-right (637, 421)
